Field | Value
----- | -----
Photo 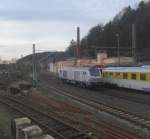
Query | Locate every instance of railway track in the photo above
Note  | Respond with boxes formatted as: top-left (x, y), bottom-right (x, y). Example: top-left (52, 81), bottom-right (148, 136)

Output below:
top-left (37, 83), bottom-right (149, 138)
top-left (65, 84), bottom-right (150, 106)
top-left (0, 92), bottom-right (146, 139)
top-left (44, 85), bottom-right (150, 129)
top-left (0, 94), bottom-right (96, 139)
top-left (97, 87), bottom-right (150, 106)
top-left (14, 93), bottom-right (147, 139)
top-left (40, 73), bottom-right (150, 106)
top-left (0, 90), bottom-right (146, 139)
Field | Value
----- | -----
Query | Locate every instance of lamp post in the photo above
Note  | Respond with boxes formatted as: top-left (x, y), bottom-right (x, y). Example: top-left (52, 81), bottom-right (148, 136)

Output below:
top-left (116, 33), bottom-right (120, 66)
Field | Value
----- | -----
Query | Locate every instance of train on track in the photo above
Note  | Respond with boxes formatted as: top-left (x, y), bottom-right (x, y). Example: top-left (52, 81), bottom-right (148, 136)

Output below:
top-left (103, 66), bottom-right (150, 92)
top-left (59, 65), bottom-right (150, 92)
top-left (59, 66), bottom-right (103, 87)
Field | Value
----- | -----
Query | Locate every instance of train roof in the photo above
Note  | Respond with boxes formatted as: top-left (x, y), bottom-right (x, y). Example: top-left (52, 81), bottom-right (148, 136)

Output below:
top-left (103, 66), bottom-right (150, 73)
top-left (60, 66), bottom-right (96, 71)
top-left (62, 67), bottom-right (90, 70)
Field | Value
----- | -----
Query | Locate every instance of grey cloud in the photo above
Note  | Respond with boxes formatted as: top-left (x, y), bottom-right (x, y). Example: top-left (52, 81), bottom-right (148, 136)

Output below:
top-left (0, 0), bottom-right (142, 60)
top-left (0, 9), bottom-right (100, 24)
top-left (0, 0), bottom-right (140, 23)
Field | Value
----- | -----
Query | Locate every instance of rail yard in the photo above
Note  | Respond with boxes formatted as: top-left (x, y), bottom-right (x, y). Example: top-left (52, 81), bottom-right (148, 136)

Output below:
top-left (1, 67), bottom-right (150, 139)
top-left (1, 53), bottom-right (150, 139)
top-left (1, 1), bottom-right (150, 139)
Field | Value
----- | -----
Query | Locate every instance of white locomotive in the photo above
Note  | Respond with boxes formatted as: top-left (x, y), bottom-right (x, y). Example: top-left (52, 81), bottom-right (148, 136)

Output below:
top-left (102, 66), bottom-right (150, 92)
top-left (59, 66), bottom-right (102, 87)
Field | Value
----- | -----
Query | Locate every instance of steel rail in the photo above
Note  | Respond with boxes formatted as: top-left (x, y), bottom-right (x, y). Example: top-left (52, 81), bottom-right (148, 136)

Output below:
top-left (38, 84), bottom-right (148, 139)
top-left (41, 73), bottom-right (150, 106)
top-left (46, 85), bottom-right (150, 130)
top-left (0, 94), bottom-right (94, 139)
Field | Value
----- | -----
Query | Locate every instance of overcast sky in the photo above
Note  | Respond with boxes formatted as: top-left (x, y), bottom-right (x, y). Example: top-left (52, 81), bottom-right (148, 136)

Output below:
top-left (0, 0), bottom-right (143, 60)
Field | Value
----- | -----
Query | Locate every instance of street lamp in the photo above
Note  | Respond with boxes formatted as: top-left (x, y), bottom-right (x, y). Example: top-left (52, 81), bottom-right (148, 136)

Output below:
top-left (116, 33), bottom-right (120, 66)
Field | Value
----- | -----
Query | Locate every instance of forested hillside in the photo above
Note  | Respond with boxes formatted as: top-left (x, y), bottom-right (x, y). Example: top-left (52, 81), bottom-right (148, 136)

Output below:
top-left (66, 1), bottom-right (150, 61)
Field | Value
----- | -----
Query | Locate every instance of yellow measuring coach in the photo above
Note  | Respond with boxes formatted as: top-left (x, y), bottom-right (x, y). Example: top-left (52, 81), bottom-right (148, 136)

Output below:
top-left (102, 66), bottom-right (150, 92)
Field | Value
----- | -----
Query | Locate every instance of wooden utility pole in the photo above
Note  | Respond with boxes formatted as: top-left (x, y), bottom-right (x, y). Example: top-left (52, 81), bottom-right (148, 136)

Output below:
top-left (132, 24), bottom-right (136, 63)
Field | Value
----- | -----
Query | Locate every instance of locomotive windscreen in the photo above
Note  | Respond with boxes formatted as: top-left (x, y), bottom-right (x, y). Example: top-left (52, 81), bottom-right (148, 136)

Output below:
top-left (89, 67), bottom-right (100, 76)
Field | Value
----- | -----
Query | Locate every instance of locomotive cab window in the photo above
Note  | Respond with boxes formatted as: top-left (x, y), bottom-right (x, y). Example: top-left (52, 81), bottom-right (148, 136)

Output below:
top-left (89, 67), bottom-right (100, 76)
top-left (140, 73), bottom-right (146, 81)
